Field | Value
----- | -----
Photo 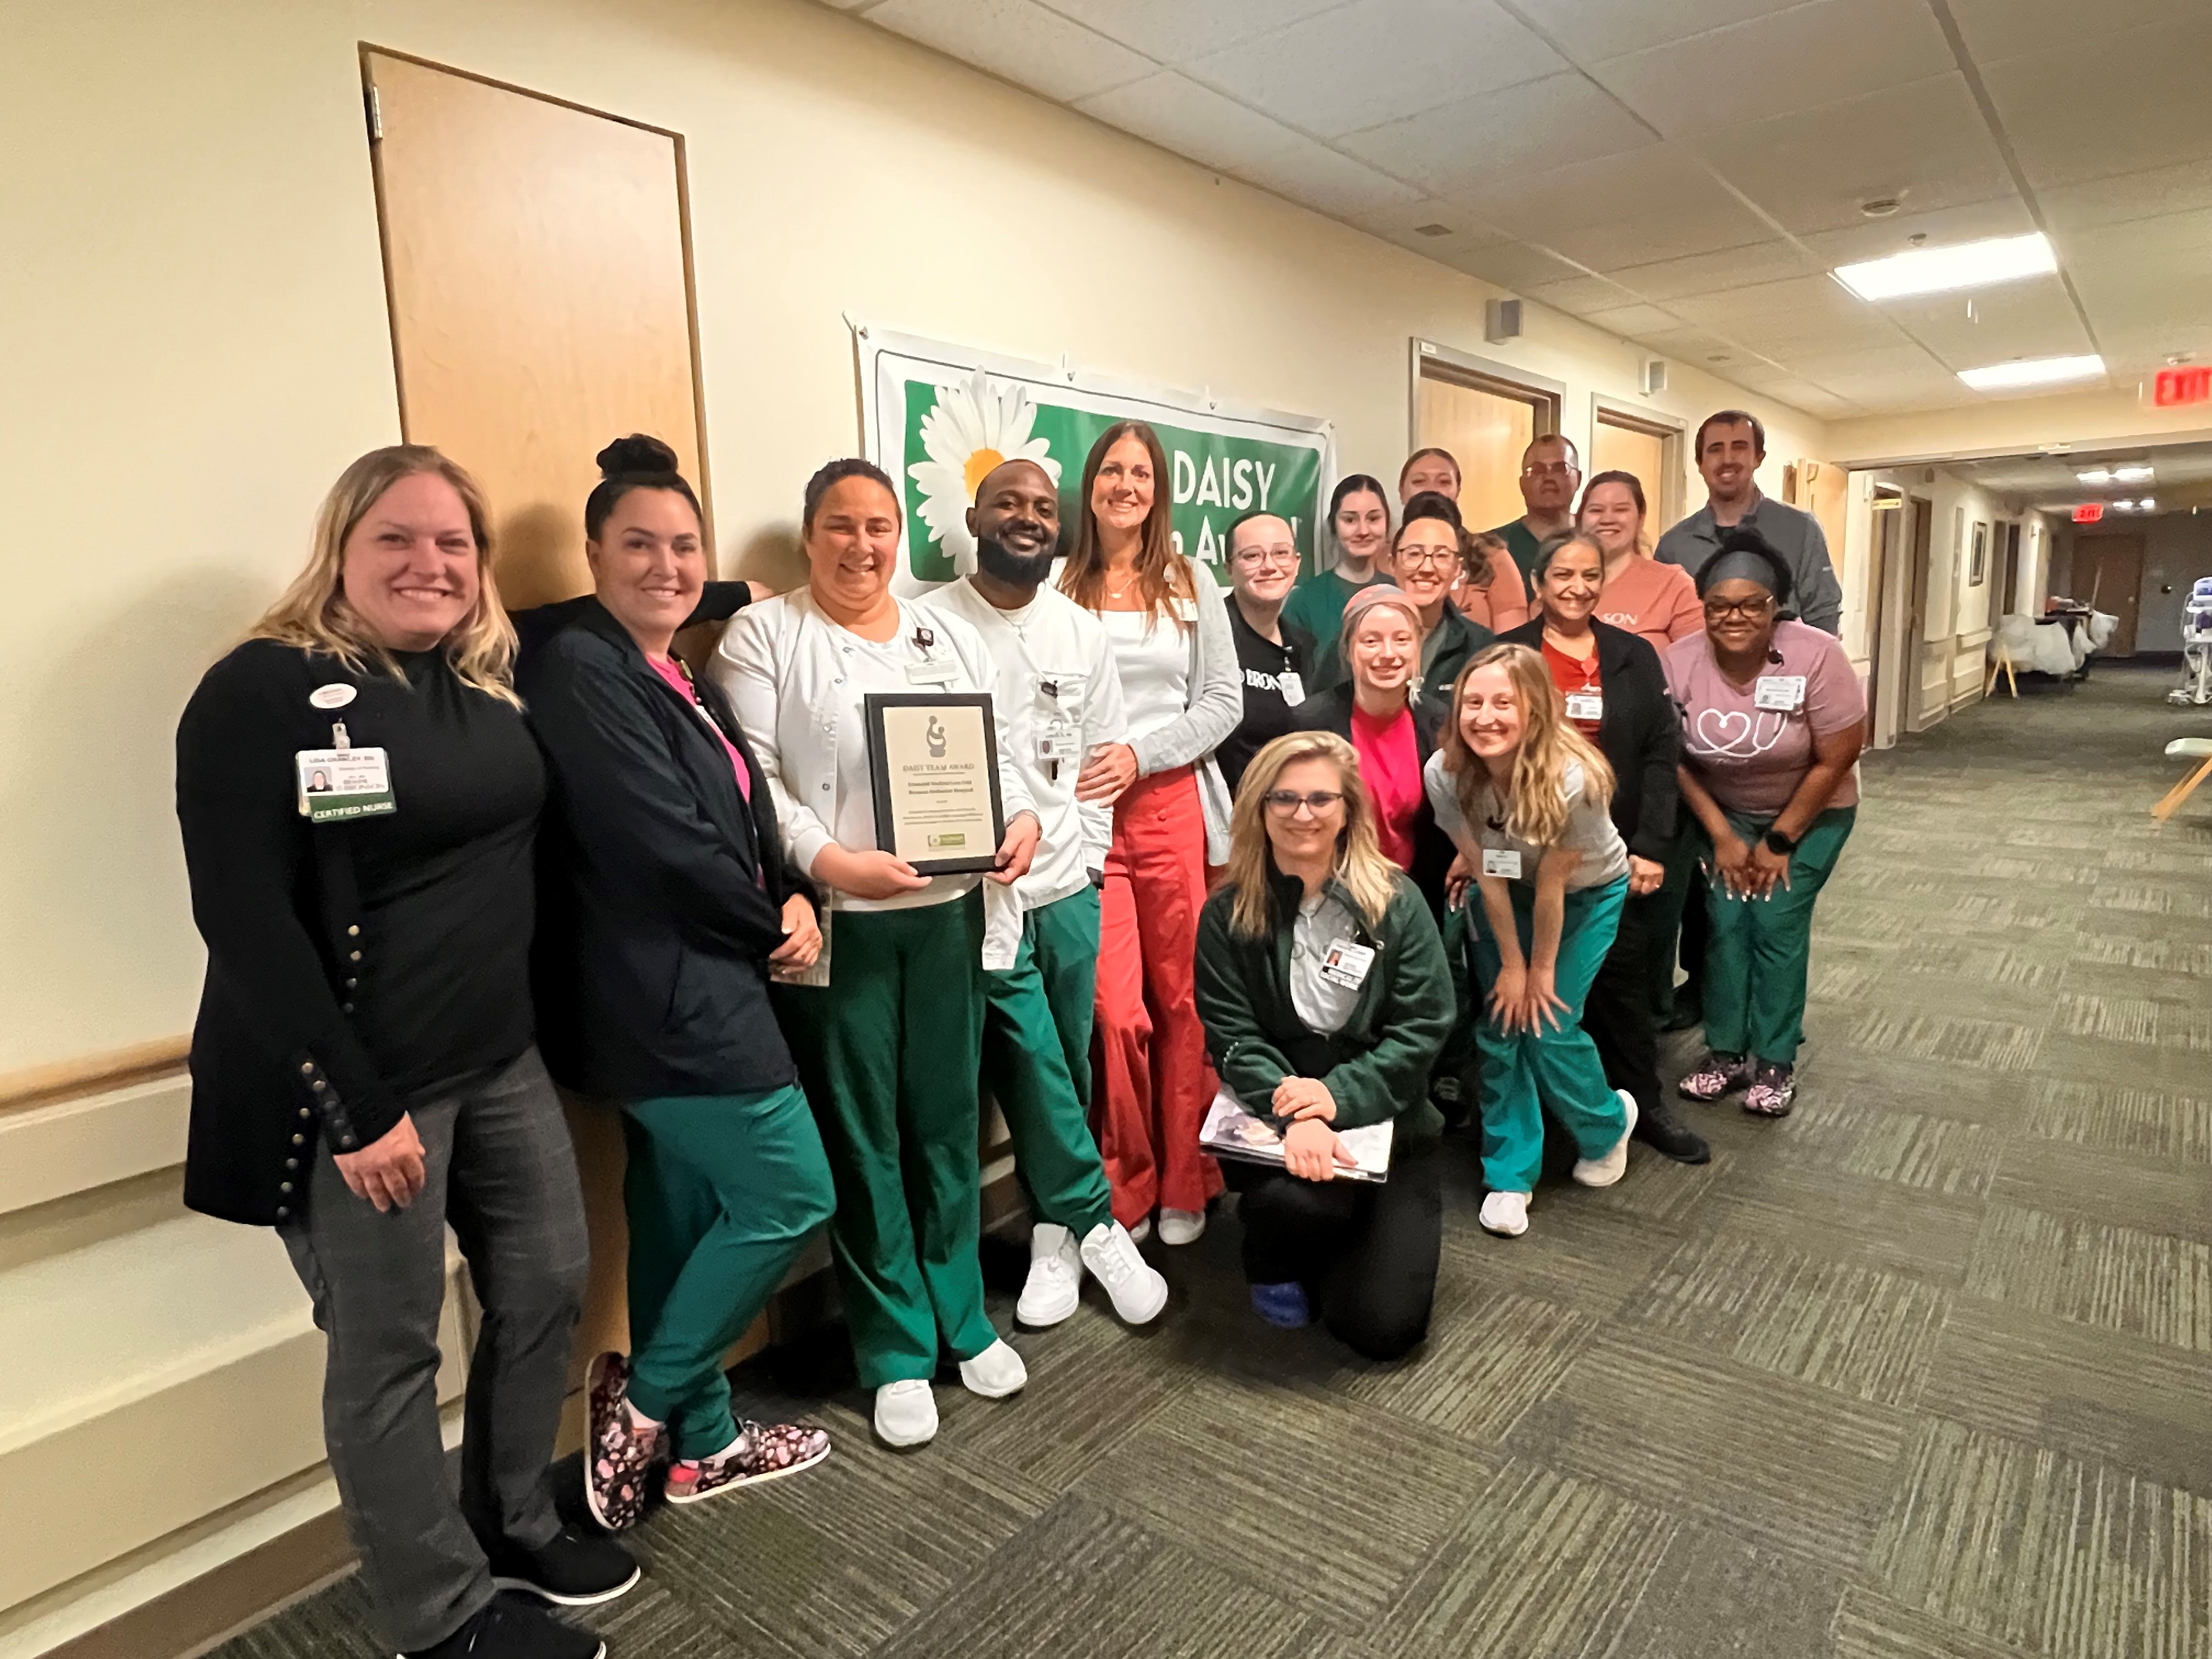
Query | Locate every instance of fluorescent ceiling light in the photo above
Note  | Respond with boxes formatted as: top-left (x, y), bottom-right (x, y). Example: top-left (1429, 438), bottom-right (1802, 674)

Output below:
top-left (1833, 232), bottom-right (2056, 301)
top-left (1958, 354), bottom-right (2105, 391)
top-left (2113, 499), bottom-right (2137, 511)
top-left (2114, 465), bottom-right (2154, 482)
top-left (2077, 469), bottom-right (2112, 484)
top-left (2140, 498), bottom-right (2157, 511)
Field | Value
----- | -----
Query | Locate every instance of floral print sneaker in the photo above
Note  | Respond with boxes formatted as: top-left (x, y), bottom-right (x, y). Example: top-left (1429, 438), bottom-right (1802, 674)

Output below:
top-left (584, 1351), bottom-right (660, 1533)
top-left (1678, 1051), bottom-right (1752, 1103)
top-left (1743, 1062), bottom-right (1797, 1118)
top-left (663, 1420), bottom-right (831, 1506)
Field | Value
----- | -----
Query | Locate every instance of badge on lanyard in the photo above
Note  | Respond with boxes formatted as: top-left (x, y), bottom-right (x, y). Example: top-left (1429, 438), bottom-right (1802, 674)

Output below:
top-left (1565, 691), bottom-right (1604, 723)
top-left (1481, 847), bottom-right (1523, 880)
top-left (295, 720), bottom-right (396, 822)
top-left (1319, 939), bottom-right (1375, 990)
top-left (1278, 669), bottom-right (1306, 708)
top-left (1036, 718), bottom-right (1082, 764)
top-left (1754, 674), bottom-right (1806, 712)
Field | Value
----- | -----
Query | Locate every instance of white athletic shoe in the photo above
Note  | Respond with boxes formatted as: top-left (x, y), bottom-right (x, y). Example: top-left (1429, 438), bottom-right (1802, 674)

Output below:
top-left (1572, 1091), bottom-right (1639, 1188)
top-left (958, 1338), bottom-right (1028, 1399)
top-left (1080, 1221), bottom-right (1169, 1325)
top-left (1128, 1216), bottom-right (1153, 1244)
top-left (1156, 1207), bottom-right (1207, 1246)
top-left (873, 1380), bottom-right (938, 1448)
top-left (1480, 1190), bottom-right (1531, 1237)
top-left (1017, 1223), bottom-right (1082, 1327)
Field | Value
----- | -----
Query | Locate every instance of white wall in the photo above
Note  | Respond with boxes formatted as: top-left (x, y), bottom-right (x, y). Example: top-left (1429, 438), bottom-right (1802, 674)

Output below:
top-left (1855, 465), bottom-right (2021, 729)
top-left (0, 0), bottom-right (1831, 1076)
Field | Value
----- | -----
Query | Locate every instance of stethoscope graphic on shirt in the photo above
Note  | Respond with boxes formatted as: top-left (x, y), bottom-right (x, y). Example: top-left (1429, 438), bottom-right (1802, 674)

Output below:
top-left (1686, 707), bottom-right (1792, 759)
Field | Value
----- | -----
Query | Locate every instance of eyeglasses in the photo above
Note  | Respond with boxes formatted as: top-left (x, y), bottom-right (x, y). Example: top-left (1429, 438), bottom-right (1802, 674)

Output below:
top-left (1262, 789), bottom-right (1344, 816)
top-left (1703, 596), bottom-right (1775, 620)
top-left (1232, 548), bottom-right (1300, 568)
top-left (1395, 547), bottom-right (1458, 569)
top-left (1522, 462), bottom-right (1578, 479)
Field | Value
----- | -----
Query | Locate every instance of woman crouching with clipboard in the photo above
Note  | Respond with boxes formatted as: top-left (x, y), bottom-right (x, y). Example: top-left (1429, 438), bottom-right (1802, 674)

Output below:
top-left (1193, 731), bottom-right (1454, 1359)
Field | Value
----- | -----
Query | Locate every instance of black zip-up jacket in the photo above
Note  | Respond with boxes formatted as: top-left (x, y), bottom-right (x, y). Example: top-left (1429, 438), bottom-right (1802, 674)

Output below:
top-left (1498, 617), bottom-right (1681, 861)
top-left (1194, 865), bottom-right (1454, 1142)
top-left (518, 592), bottom-right (814, 1100)
top-left (1290, 683), bottom-right (1455, 921)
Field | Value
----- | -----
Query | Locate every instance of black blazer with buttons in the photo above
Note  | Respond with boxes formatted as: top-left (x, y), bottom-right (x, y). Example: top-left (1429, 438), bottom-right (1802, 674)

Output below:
top-left (175, 639), bottom-right (545, 1226)
top-left (1497, 617), bottom-right (1681, 860)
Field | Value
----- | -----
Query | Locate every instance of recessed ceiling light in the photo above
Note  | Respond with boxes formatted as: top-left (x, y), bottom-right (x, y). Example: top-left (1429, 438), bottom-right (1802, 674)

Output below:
top-left (1835, 232), bottom-right (2057, 302)
top-left (2113, 499), bottom-right (2137, 511)
top-left (1859, 196), bottom-right (1904, 218)
top-left (1413, 223), bottom-right (1453, 238)
top-left (2138, 498), bottom-right (2157, 511)
top-left (2114, 465), bottom-right (2154, 482)
top-left (2077, 469), bottom-right (2113, 484)
top-left (1958, 354), bottom-right (2105, 391)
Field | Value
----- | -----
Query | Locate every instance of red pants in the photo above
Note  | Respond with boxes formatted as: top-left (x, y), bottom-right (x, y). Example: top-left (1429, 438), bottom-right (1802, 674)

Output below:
top-left (1094, 766), bottom-right (1223, 1223)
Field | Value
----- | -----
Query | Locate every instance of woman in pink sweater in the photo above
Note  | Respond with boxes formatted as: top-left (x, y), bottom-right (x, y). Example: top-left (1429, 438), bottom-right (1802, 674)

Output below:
top-left (1578, 471), bottom-right (1701, 653)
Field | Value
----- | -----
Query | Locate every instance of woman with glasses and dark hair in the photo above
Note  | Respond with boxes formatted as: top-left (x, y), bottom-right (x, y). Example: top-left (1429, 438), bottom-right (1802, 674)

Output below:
top-left (1666, 529), bottom-right (1863, 1120)
top-left (1389, 490), bottom-right (1494, 714)
top-left (1194, 731), bottom-right (1454, 1358)
top-left (1217, 509), bottom-right (1317, 797)
top-left (1283, 473), bottom-right (1395, 686)
top-left (1058, 421), bottom-right (1242, 1246)
top-left (1397, 448), bottom-right (1529, 633)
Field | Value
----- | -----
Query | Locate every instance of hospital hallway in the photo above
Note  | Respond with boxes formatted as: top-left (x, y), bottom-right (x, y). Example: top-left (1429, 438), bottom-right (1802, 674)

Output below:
top-left (215, 662), bottom-right (2212, 1659)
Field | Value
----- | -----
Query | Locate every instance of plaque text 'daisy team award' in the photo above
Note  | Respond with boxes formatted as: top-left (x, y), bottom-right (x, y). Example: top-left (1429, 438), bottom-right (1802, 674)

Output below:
top-left (864, 692), bottom-right (1006, 875)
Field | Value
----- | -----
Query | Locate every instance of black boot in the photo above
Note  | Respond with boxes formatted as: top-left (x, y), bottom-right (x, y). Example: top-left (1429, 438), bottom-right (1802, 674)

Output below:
top-left (1634, 1098), bottom-right (1711, 1164)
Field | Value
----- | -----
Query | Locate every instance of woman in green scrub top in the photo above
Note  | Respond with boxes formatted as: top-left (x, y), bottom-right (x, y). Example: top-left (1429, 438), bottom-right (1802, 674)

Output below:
top-left (714, 459), bottom-right (1041, 1451)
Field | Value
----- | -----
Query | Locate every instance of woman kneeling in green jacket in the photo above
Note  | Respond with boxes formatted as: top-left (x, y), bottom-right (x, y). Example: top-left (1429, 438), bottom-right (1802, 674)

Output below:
top-left (1193, 731), bottom-right (1455, 1359)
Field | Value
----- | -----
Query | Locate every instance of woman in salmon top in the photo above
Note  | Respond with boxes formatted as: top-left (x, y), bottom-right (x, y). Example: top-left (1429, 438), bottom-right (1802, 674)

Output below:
top-left (1577, 471), bottom-right (1701, 652)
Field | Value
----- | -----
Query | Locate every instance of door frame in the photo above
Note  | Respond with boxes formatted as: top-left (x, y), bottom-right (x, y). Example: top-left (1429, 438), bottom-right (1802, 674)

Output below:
top-left (1865, 489), bottom-right (1898, 746)
top-left (2074, 532), bottom-right (2147, 656)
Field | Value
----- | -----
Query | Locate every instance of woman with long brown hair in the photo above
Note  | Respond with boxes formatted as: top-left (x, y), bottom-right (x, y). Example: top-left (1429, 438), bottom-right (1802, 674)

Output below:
top-left (1427, 645), bottom-right (1638, 1239)
top-left (1059, 420), bottom-right (1242, 1243)
top-left (174, 447), bottom-right (632, 1659)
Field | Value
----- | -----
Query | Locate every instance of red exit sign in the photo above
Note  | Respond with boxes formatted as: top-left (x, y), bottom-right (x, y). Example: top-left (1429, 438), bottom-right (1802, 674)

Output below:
top-left (2155, 365), bottom-right (2212, 407)
top-left (2074, 503), bottom-right (2105, 523)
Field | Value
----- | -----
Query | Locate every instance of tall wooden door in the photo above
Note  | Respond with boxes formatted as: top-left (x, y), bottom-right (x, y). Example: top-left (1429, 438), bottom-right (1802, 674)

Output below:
top-left (365, 49), bottom-right (710, 1383)
top-left (1415, 374), bottom-right (1536, 535)
top-left (1906, 498), bottom-right (1935, 726)
top-left (1865, 502), bottom-right (1894, 746)
top-left (365, 49), bottom-right (709, 606)
top-left (2074, 534), bottom-right (2146, 654)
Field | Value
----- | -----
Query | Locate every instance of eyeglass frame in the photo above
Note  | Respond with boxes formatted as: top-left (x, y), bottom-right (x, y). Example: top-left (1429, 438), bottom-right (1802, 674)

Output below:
top-left (1261, 789), bottom-right (1345, 816)
top-left (1702, 594), bottom-right (1778, 620)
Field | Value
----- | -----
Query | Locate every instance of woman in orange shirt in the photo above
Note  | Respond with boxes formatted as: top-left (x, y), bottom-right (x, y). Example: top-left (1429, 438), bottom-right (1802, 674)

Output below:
top-left (1577, 471), bottom-right (1701, 651)
top-left (1398, 447), bottom-right (1529, 632)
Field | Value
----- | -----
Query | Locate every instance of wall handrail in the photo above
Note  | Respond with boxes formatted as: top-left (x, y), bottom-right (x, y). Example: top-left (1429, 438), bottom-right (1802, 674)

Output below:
top-left (0, 1037), bottom-right (190, 1116)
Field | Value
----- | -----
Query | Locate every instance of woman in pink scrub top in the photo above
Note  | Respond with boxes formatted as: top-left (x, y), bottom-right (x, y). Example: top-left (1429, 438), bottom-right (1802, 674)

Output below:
top-left (1577, 471), bottom-right (1702, 652)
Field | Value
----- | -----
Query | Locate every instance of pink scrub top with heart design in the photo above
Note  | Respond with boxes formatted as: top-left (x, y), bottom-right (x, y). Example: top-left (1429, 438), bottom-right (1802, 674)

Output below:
top-left (1663, 618), bottom-right (1864, 817)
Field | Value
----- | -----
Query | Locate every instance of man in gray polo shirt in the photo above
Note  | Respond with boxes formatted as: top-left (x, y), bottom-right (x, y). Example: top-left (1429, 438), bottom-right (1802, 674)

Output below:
top-left (1656, 409), bottom-right (1841, 635)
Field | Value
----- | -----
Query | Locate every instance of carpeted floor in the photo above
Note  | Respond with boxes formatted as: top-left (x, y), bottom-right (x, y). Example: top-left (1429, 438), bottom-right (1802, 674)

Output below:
top-left (218, 663), bottom-right (2212, 1659)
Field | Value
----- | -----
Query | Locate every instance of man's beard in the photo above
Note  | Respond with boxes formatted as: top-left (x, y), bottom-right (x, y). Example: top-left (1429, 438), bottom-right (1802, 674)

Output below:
top-left (975, 529), bottom-right (1057, 589)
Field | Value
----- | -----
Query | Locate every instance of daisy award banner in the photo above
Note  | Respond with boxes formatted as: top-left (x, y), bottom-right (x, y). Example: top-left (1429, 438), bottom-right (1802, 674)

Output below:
top-left (855, 325), bottom-right (1336, 595)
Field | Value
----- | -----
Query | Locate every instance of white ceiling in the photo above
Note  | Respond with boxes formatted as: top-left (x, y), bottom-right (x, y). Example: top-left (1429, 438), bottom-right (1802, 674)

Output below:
top-left (822, 0), bottom-right (2212, 420)
top-left (1949, 440), bottom-right (2212, 515)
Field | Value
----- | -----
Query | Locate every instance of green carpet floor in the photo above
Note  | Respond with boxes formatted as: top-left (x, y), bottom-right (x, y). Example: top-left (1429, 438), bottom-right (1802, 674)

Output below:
top-left (219, 663), bottom-right (2212, 1659)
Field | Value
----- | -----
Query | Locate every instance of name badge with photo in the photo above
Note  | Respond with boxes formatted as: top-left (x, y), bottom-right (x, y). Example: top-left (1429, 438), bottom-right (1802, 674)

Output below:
top-left (1565, 691), bottom-right (1604, 722)
top-left (1036, 717), bottom-right (1081, 763)
top-left (1481, 847), bottom-right (1523, 880)
top-left (1278, 670), bottom-right (1306, 708)
top-left (906, 656), bottom-right (960, 685)
top-left (1754, 674), bottom-right (1807, 712)
top-left (1319, 939), bottom-right (1375, 990)
top-left (295, 747), bottom-right (395, 822)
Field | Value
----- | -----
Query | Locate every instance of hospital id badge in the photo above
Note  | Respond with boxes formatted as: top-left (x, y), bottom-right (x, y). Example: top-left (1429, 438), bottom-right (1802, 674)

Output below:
top-left (906, 657), bottom-right (959, 685)
top-left (1565, 691), bottom-right (1603, 722)
top-left (295, 747), bottom-right (395, 821)
top-left (1754, 674), bottom-right (1805, 712)
top-left (1278, 670), bottom-right (1306, 708)
top-left (1319, 940), bottom-right (1375, 989)
top-left (1036, 718), bottom-right (1081, 763)
top-left (1482, 847), bottom-right (1522, 880)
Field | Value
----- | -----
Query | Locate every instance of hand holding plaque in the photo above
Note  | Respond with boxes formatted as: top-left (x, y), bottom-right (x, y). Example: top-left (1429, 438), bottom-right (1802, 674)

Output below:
top-left (864, 692), bottom-right (1006, 875)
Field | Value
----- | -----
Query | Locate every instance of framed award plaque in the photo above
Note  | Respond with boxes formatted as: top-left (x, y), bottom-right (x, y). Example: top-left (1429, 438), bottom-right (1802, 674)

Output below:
top-left (864, 692), bottom-right (1006, 875)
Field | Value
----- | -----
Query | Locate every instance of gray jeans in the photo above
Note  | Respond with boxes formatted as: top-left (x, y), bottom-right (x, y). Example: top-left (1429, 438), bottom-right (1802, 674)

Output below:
top-left (280, 1047), bottom-right (590, 1652)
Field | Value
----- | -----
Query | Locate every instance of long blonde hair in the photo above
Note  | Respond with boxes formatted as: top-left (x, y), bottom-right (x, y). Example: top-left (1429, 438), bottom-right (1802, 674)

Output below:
top-left (250, 445), bottom-right (520, 707)
top-left (1438, 644), bottom-right (1614, 847)
top-left (1224, 732), bottom-right (1402, 938)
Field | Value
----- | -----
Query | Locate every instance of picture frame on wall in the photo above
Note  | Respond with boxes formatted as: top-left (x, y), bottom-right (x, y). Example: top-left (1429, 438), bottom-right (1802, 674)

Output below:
top-left (1969, 521), bottom-right (1988, 587)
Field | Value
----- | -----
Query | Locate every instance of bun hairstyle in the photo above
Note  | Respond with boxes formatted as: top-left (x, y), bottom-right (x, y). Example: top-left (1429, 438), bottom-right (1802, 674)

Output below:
top-left (1694, 527), bottom-right (1794, 607)
top-left (801, 457), bottom-right (901, 536)
top-left (585, 433), bottom-right (702, 541)
top-left (1396, 488), bottom-right (1491, 588)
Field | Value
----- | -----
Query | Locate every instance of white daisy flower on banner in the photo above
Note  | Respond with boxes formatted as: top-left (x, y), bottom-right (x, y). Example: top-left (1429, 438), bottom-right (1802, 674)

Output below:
top-left (908, 368), bottom-right (1060, 572)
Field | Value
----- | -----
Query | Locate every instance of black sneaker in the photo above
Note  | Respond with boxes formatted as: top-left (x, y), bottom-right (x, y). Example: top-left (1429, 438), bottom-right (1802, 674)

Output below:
top-left (403, 1592), bottom-right (605, 1659)
top-left (1632, 1100), bottom-right (1712, 1164)
top-left (487, 1525), bottom-right (640, 1608)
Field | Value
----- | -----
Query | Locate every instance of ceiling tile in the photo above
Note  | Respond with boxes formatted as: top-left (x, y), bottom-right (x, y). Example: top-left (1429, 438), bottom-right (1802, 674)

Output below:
top-left (1576, 301), bottom-right (1694, 338)
top-left (1795, 197), bottom-right (2035, 268)
top-left (1521, 273), bottom-right (1644, 314)
top-left (864, 0), bottom-right (1154, 103)
top-left (1187, 0), bottom-right (1566, 140)
top-left (1686, 74), bottom-right (2013, 235)
top-left (1785, 342), bottom-right (1945, 383)
top-left (1032, 0), bottom-right (1343, 60)
top-left (1633, 324), bottom-right (1758, 368)
top-left (2039, 161), bottom-right (2212, 234)
top-left (1447, 241), bottom-right (1593, 292)
top-left (1345, 196), bottom-right (1514, 261)
top-left (1500, 0), bottom-right (1807, 62)
top-left (1880, 276), bottom-right (2094, 369)
top-left (1336, 74), bottom-right (1655, 196)
top-left (1073, 72), bottom-right (1307, 172)
top-left (1455, 146), bottom-right (1771, 268)
top-left (1585, 0), bottom-right (1954, 138)
top-left (1946, 0), bottom-right (2205, 65)
top-left (1228, 139), bottom-right (1426, 219)
top-left (2067, 258), bottom-right (2212, 365)
top-left (1668, 273), bottom-right (1900, 356)
top-left (1595, 239), bottom-right (1814, 300)
top-left (1982, 18), bottom-right (2212, 189)
top-left (2058, 208), bottom-right (2212, 276)
top-left (1735, 375), bottom-right (1862, 417)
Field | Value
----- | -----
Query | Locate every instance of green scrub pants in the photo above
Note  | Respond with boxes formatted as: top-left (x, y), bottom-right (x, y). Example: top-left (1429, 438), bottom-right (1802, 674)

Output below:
top-left (1469, 876), bottom-right (1630, 1195)
top-left (983, 887), bottom-right (1115, 1239)
top-left (1696, 805), bottom-right (1855, 1066)
top-left (1644, 819), bottom-right (1700, 1022)
top-left (772, 890), bottom-right (998, 1389)
top-left (619, 1084), bottom-right (836, 1458)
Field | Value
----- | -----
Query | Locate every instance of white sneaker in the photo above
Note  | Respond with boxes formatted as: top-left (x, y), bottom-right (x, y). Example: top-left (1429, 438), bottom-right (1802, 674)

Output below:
top-left (957, 1338), bottom-right (1028, 1398)
top-left (873, 1380), bottom-right (938, 1447)
top-left (1572, 1091), bottom-right (1639, 1188)
top-left (1017, 1223), bottom-right (1081, 1327)
top-left (1079, 1221), bottom-right (1169, 1325)
top-left (1480, 1190), bottom-right (1530, 1237)
top-left (1156, 1207), bottom-right (1206, 1246)
top-left (1128, 1216), bottom-right (1153, 1244)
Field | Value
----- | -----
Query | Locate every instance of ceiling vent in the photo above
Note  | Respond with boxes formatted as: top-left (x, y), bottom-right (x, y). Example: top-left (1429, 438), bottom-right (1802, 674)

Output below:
top-left (1413, 223), bottom-right (1453, 238)
top-left (1860, 195), bottom-right (1904, 217)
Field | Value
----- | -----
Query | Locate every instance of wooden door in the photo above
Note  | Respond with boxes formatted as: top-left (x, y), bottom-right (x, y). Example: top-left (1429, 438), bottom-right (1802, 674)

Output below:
top-left (365, 49), bottom-right (710, 1382)
top-left (1999, 522), bottom-right (2022, 615)
top-left (365, 50), bottom-right (708, 607)
top-left (1416, 373), bottom-right (1536, 535)
top-left (2074, 534), bottom-right (2146, 654)
top-left (1906, 498), bottom-right (1935, 725)
top-left (1593, 415), bottom-right (1676, 525)
top-left (1865, 503), bottom-right (1894, 744)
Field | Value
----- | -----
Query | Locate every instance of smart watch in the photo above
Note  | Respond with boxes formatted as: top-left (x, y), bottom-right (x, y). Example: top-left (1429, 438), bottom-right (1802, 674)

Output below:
top-left (1762, 828), bottom-right (1798, 855)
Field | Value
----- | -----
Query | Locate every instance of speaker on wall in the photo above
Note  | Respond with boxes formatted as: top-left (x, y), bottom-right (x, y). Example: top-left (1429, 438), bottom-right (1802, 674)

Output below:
top-left (1641, 358), bottom-right (1667, 394)
top-left (1485, 298), bottom-right (1522, 343)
